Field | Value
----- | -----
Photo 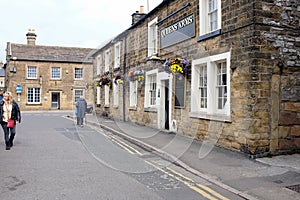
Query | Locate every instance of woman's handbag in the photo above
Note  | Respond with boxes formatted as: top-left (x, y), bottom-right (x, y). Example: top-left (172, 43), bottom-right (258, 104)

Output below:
top-left (7, 119), bottom-right (15, 128)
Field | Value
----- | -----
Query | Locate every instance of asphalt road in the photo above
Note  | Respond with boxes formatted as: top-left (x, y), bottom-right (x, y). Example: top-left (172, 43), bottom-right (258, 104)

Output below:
top-left (0, 112), bottom-right (244, 200)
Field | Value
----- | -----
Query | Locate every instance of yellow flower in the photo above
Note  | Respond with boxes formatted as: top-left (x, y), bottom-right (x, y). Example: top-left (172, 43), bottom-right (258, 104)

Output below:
top-left (137, 75), bottom-right (144, 82)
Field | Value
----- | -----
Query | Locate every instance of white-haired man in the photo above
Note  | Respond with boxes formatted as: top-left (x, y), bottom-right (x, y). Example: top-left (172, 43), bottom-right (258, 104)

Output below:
top-left (75, 96), bottom-right (87, 127)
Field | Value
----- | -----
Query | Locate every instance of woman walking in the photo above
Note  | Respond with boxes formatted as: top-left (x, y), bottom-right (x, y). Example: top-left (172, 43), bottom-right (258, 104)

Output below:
top-left (0, 92), bottom-right (21, 150)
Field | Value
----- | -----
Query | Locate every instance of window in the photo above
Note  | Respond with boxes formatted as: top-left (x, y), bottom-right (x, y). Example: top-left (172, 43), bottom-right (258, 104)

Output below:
top-left (27, 88), bottom-right (40, 104)
top-left (114, 42), bottom-right (121, 70)
top-left (105, 50), bottom-right (110, 73)
top-left (191, 52), bottom-right (230, 121)
top-left (199, 0), bottom-right (221, 39)
top-left (105, 86), bottom-right (109, 106)
top-left (113, 83), bottom-right (119, 107)
top-left (51, 67), bottom-right (61, 79)
top-left (129, 81), bottom-right (137, 107)
top-left (75, 68), bottom-right (83, 79)
top-left (27, 66), bottom-right (37, 79)
top-left (148, 18), bottom-right (158, 57)
top-left (199, 65), bottom-right (207, 109)
top-left (144, 69), bottom-right (157, 108)
top-left (149, 75), bottom-right (157, 106)
top-left (208, 0), bottom-right (218, 31)
top-left (74, 90), bottom-right (83, 103)
top-left (216, 62), bottom-right (227, 110)
top-left (96, 55), bottom-right (102, 75)
top-left (96, 86), bottom-right (101, 105)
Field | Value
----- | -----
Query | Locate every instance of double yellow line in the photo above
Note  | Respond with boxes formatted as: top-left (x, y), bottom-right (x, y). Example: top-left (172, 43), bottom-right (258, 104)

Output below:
top-left (105, 134), bottom-right (143, 156)
top-left (92, 125), bottom-right (230, 200)
top-left (146, 161), bottom-right (230, 200)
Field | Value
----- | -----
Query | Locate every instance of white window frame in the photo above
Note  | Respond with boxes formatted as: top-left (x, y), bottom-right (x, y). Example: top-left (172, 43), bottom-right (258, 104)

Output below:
top-left (191, 52), bottom-right (231, 121)
top-left (199, 0), bottom-right (222, 36)
top-left (105, 50), bottom-right (110, 73)
top-left (27, 88), bottom-right (40, 104)
top-left (27, 66), bottom-right (37, 79)
top-left (144, 69), bottom-right (158, 108)
top-left (147, 17), bottom-right (158, 57)
top-left (96, 86), bottom-right (101, 105)
top-left (74, 68), bottom-right (83, 80)
top-left (51, 67), bottom-right (61, 80)
top-left (129, 80), bottom-right (138, 107)
top-left (113, 82), bottom-right (119, 107)
top-left (105, 85), bottom-right (110, 106)
top-left (114, 42), bottom-right (121, 70)
top-left (74, 89), bottom-right (84, 103)
top-left (96, 55), bottom-right (102, 76)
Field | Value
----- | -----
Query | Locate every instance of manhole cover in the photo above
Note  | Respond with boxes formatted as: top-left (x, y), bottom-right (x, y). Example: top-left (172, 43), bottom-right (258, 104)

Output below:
top-left (286, 184), bottom-right (300, 193)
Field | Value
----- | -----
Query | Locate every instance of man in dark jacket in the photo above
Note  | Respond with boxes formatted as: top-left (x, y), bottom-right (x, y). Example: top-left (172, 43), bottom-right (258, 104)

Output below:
top-left (76, 96), bottom-right (87, 127)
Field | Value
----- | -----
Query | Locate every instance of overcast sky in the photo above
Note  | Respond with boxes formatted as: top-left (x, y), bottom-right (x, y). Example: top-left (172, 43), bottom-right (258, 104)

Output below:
top-left (0, 0), bottom-right (162, 62)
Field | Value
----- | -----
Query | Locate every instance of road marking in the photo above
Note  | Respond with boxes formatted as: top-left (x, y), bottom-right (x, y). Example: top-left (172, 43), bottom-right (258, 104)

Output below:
top-left (109, 137), bottom-right (136, 155)
top-left (108, 135), bottom-right (143, 155)
top-left (147, 160), bottom-right (229, 200)
top-left (197, 184), bottom-right (230, 200)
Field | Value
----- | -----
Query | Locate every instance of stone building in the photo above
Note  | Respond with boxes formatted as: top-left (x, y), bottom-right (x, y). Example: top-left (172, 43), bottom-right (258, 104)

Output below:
top-left (92, 0), bottom-right (300, 157)
top-left (5, 29), bottom-right (95, 110)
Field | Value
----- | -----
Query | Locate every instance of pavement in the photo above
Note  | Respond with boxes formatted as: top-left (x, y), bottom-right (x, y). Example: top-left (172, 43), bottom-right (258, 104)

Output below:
top-left (78, 113), bottom-right (300, 200)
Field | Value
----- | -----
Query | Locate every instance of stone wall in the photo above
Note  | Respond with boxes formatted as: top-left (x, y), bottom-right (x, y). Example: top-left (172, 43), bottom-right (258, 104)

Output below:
top-left (260, 0), bottom-right (300, 153)
top-left (6, 61), bottom-right (94, 111)
top-left (93, 0), bottom-right (300, 156)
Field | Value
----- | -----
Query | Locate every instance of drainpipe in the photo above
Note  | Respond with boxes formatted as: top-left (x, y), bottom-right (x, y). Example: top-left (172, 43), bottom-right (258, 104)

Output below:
top-left (122, 35), bottom-right (127, 121)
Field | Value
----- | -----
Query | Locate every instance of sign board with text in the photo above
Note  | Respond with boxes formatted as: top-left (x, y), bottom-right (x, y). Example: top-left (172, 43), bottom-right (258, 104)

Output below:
top-left (160, 14), bottom-right (195, 48)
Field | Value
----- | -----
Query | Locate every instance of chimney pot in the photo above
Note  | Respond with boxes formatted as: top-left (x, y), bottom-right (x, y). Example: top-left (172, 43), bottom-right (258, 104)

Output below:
top-left (26, 28), bottom-right (37, 46)
top-left (140, 5), bottom-right (145, 13)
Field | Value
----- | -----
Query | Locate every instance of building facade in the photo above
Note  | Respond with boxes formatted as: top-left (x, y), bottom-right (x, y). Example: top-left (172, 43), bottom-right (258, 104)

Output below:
top-left (92, 0), bottom-right (300, 157)
top-left (5, 29), bottom-right (95, 110)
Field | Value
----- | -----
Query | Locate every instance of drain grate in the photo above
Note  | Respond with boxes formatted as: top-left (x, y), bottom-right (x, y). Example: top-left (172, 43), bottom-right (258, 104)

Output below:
top-left (286, 184), bottom-right (300, 193)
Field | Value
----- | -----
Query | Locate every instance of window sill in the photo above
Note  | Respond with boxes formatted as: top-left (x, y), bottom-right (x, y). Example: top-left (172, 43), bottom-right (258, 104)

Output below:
top-left (113, 105), bottom-right (119, 109)
top-left (104, 104), bottom-right (110, 108)
top-left (129, 106), bottom-right (137, 111)
top-left (26, 103), bottom-right (42, 106)
top-left (144, 107), bottom-right (157, 113)
top-left (189, 111), bottom-right (231, 122)
top-left (197, 29), bottom-right (221, 42)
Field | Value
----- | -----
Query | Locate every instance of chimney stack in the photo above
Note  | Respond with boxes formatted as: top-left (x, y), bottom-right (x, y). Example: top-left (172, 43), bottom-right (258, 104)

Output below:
top-left (140, 5), bottom-right (145, 14)
top-left (26, 29), bottom-right (37, 46)
top-left (131, 6), bottom-right (146, 25)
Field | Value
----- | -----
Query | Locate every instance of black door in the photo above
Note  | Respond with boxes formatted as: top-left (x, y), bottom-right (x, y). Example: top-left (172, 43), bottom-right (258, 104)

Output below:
top-left (51, 93), bottom-right (60, 109)
top-left (164, 81), bottom-right (169, 130)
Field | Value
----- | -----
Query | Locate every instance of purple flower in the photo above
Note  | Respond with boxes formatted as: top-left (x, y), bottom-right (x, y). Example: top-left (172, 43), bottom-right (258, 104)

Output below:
top-left (182, 59), bottom-right (188, 65)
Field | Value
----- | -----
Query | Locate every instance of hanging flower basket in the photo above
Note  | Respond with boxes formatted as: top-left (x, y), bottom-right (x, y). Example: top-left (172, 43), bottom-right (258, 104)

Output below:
top-left (114, 74), bottom-right (123, 85)
top-left (163, 58), bottom-right (190, 76)
top-left (128, 70), bottom-right (145, 82)
top-left (99, 77), bottom-right (112, 88)
top-left (85, 83), bottom-right (94, 90)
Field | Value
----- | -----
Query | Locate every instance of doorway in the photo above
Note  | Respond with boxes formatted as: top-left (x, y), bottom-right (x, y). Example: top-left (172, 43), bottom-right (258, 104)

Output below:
top-left (51, 92), bottom-right (60, 109)
top-left (164, 80), bottom-right (169, 130)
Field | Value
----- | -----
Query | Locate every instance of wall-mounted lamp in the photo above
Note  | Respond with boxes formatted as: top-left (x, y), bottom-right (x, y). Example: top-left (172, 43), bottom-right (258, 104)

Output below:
top-left (278, 61), bottom-right (284, 73)
top-left (10, 57), bottom-right (17, 73)
top-left (39, 75), bottom-right (43, 85)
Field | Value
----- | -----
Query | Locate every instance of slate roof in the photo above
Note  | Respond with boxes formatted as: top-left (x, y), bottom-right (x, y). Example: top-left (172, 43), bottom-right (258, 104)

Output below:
top-left (10, 43), bottom-right (96, 63)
